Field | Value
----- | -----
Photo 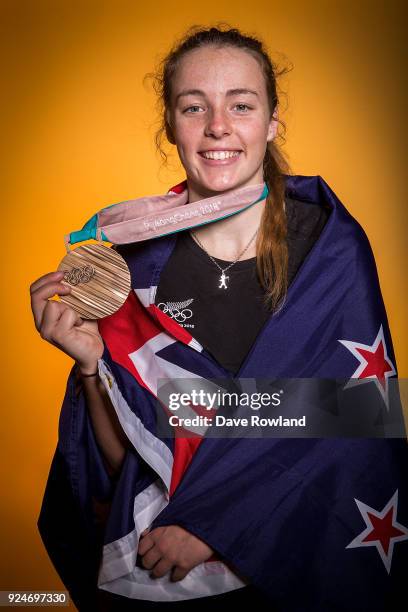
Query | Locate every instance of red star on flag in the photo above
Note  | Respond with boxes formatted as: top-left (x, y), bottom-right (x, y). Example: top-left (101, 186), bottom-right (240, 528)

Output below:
top-left (339, 325), bottom-right (396, 409)
top-left (346, 490), bottom-right (408, 573)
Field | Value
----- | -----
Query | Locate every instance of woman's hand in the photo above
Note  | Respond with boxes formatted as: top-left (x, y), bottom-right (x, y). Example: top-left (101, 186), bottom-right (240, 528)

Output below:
top-left (30, 270), bottom-right (104, 373)
top-left (138, 525), bottom-right (214, 582)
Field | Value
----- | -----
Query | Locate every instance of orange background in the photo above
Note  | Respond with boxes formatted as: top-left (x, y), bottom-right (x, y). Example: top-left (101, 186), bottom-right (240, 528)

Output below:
top-left (1, 1), bottom-right (406, 608)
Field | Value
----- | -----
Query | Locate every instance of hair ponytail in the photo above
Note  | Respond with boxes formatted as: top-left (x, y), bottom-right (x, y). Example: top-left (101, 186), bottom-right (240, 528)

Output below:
top-left (258, 143), bottom-right (291, 311)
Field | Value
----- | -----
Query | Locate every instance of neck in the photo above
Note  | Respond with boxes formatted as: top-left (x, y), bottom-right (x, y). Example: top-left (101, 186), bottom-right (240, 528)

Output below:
top-left (190, 198), bottom-right (265, 261)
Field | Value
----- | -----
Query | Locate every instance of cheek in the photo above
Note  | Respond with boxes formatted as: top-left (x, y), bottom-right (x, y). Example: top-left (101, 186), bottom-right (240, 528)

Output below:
top-left (240, 134), bottom-right (266, 161)
top-left (174, 118), bottom-right (201, 142)
top-left (174, 125), bottom-right (199, 158)
top-left (176, 141), bottom-right (195, 168)
top-left (239, 117), bottom-right (270, 145)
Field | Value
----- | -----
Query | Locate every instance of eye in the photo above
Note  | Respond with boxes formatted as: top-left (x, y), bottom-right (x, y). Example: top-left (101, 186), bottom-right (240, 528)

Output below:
top-left (183, 105), bottom-right (204, 113)
top-left (234, 103), bottom-right (251, 112)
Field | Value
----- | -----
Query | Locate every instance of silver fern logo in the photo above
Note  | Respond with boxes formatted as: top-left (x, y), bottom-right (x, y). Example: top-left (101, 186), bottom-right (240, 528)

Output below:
top-left (157, 298), bottom-right (194, 324)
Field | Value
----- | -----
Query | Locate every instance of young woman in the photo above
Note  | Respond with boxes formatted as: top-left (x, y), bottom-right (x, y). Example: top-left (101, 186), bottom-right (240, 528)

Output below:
top-left (30, 26), bottom-right (406, 612)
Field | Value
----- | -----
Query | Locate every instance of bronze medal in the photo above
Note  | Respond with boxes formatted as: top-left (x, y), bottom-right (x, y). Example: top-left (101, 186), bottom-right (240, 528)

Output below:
top-left (57, 243), bottom-right (131, 319)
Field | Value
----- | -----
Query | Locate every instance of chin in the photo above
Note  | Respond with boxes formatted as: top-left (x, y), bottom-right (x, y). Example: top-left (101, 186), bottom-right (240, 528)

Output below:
top-left (199, 174), bottom-right (245, 195)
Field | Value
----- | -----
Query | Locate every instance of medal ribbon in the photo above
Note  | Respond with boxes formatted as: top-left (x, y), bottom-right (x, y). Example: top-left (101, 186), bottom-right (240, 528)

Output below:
top-left (64, 181), bottom-right (268, 251)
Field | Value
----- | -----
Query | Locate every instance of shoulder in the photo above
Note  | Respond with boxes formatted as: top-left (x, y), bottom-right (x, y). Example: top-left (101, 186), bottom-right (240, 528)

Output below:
top-left (283, 174), bottom-right (382, 281)
top-left (284, 182), bottom-right (370, 255)
top-left (285, 195), bottom-right (331, 239)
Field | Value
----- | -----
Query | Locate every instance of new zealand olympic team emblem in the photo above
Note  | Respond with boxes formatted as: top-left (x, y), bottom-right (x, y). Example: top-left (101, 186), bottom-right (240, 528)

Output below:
top-left (63, 264), bottom-right (96, 286)
top-left (157, 298), bottom-right (194, 323)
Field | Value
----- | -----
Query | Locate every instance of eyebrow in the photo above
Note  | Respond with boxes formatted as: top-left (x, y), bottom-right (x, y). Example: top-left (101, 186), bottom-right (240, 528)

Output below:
top-left (175, 88), bottom-right (259, 103)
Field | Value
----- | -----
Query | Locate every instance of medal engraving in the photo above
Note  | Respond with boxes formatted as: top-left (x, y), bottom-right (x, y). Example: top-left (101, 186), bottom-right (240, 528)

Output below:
top-left (57, 243), bottom-right (131, 319)
top-left (64, 264), bottom-right (96, 286)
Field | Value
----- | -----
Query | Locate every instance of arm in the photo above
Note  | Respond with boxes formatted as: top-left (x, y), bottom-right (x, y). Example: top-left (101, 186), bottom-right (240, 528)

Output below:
top-left (29, 269), bottom-right (130, 479)
top-left (77, 364), bottom-right (131, 478)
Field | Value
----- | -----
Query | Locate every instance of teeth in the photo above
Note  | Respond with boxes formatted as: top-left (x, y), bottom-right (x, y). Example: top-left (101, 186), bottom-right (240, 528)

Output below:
top-left (201, 151), bottom-right (240, 160)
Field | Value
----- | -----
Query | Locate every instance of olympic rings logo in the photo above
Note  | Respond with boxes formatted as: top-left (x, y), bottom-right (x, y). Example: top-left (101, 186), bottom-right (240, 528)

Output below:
top-left (63, 265), bottom-right (95, 286)
top-left (157, 301), bottom-right (193, 323)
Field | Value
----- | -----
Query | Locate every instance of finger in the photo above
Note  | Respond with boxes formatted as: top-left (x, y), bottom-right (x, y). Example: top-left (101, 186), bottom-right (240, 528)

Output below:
top-left (171, 566), bottom-right (190, 582)
top-left (141, 548), bottom-right (162, 570)
top-left (29, 271), bottom-right (65, 294)
top-left (31, 280), bottom-right (72, 330)
top-left (39, 300), bottom-right (66, 342)
top-left (41, 300), bottom-right (80, 335)
top-left (141, 528), bottom-right (150, 537)
top-left (52, 306), bottom-right (84, 344)
top-left (151, 559), bottom-right (173, 579)
top-left (138, 534), bottom-right (155, 556)
top-left (31, 280), bottom-right (72, 304)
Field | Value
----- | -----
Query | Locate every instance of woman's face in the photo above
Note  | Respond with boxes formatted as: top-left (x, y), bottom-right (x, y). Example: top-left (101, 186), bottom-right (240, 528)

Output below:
top-left (167, 45), bottom-right (277, 199)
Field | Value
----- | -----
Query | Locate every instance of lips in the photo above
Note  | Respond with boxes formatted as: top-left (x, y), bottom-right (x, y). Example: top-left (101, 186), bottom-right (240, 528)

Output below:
top-left (199, 150), bottom-right (242, 161)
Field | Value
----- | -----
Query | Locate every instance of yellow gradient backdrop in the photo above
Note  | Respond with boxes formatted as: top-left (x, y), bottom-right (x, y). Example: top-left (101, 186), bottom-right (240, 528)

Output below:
top-left (1, 1), bottom-right (406, 608)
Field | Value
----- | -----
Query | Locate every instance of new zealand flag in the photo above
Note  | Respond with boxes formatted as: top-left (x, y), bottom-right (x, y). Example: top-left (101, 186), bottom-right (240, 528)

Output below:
top-left (38, 175), bottom-right (408, 611)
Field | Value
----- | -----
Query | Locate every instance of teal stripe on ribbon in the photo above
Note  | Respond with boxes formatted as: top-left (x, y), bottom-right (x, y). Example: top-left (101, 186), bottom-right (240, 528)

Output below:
top-left (255, 182), bottom-right (269, 203)
top-left (69, 214), bottom-right (108, 245)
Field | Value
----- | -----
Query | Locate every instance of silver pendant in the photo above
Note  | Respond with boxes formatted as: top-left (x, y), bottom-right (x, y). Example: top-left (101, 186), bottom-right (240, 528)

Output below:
top-left (219, 272), bottom-right (229, 289)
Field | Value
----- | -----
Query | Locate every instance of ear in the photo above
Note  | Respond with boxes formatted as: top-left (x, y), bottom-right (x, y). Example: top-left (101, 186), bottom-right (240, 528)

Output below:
top-left (165, 109), bottom-right (176, 145)
top-left (267, 108), bottom-right (279, 142)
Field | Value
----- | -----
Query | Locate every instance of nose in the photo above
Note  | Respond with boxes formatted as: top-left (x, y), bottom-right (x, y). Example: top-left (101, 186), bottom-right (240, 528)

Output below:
top-left (204, 108), bottom-right (232, 139)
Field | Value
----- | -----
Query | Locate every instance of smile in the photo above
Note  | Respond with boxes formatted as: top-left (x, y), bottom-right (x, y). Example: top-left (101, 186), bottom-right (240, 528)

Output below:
top-left (199, 150), bottom-right (242, 162)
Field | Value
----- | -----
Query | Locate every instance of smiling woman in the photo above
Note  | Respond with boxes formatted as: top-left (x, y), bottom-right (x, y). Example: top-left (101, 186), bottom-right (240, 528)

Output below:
top-left (151, 27), bottom-right (292, 311)
top-left (32, 24), bottom-right (407, 612)
top-left (167, 48), bottom-right (277, 197)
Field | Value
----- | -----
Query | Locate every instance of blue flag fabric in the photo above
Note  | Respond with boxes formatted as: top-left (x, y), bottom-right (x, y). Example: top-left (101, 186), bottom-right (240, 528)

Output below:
top-left (38, 175), bottom-right (408, 611)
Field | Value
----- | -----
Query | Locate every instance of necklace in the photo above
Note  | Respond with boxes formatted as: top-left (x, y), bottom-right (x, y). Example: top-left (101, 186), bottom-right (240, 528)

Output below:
top-left (190, 228), bottom-right (258, 290)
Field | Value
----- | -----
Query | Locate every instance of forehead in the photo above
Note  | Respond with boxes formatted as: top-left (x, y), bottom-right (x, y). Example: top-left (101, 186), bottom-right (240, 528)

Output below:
top-left (172, 46), bottom-right (266, 97)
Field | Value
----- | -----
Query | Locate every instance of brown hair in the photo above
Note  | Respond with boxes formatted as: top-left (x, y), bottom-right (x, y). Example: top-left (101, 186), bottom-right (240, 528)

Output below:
top-left (145, 24), bottom-right (293, 312)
